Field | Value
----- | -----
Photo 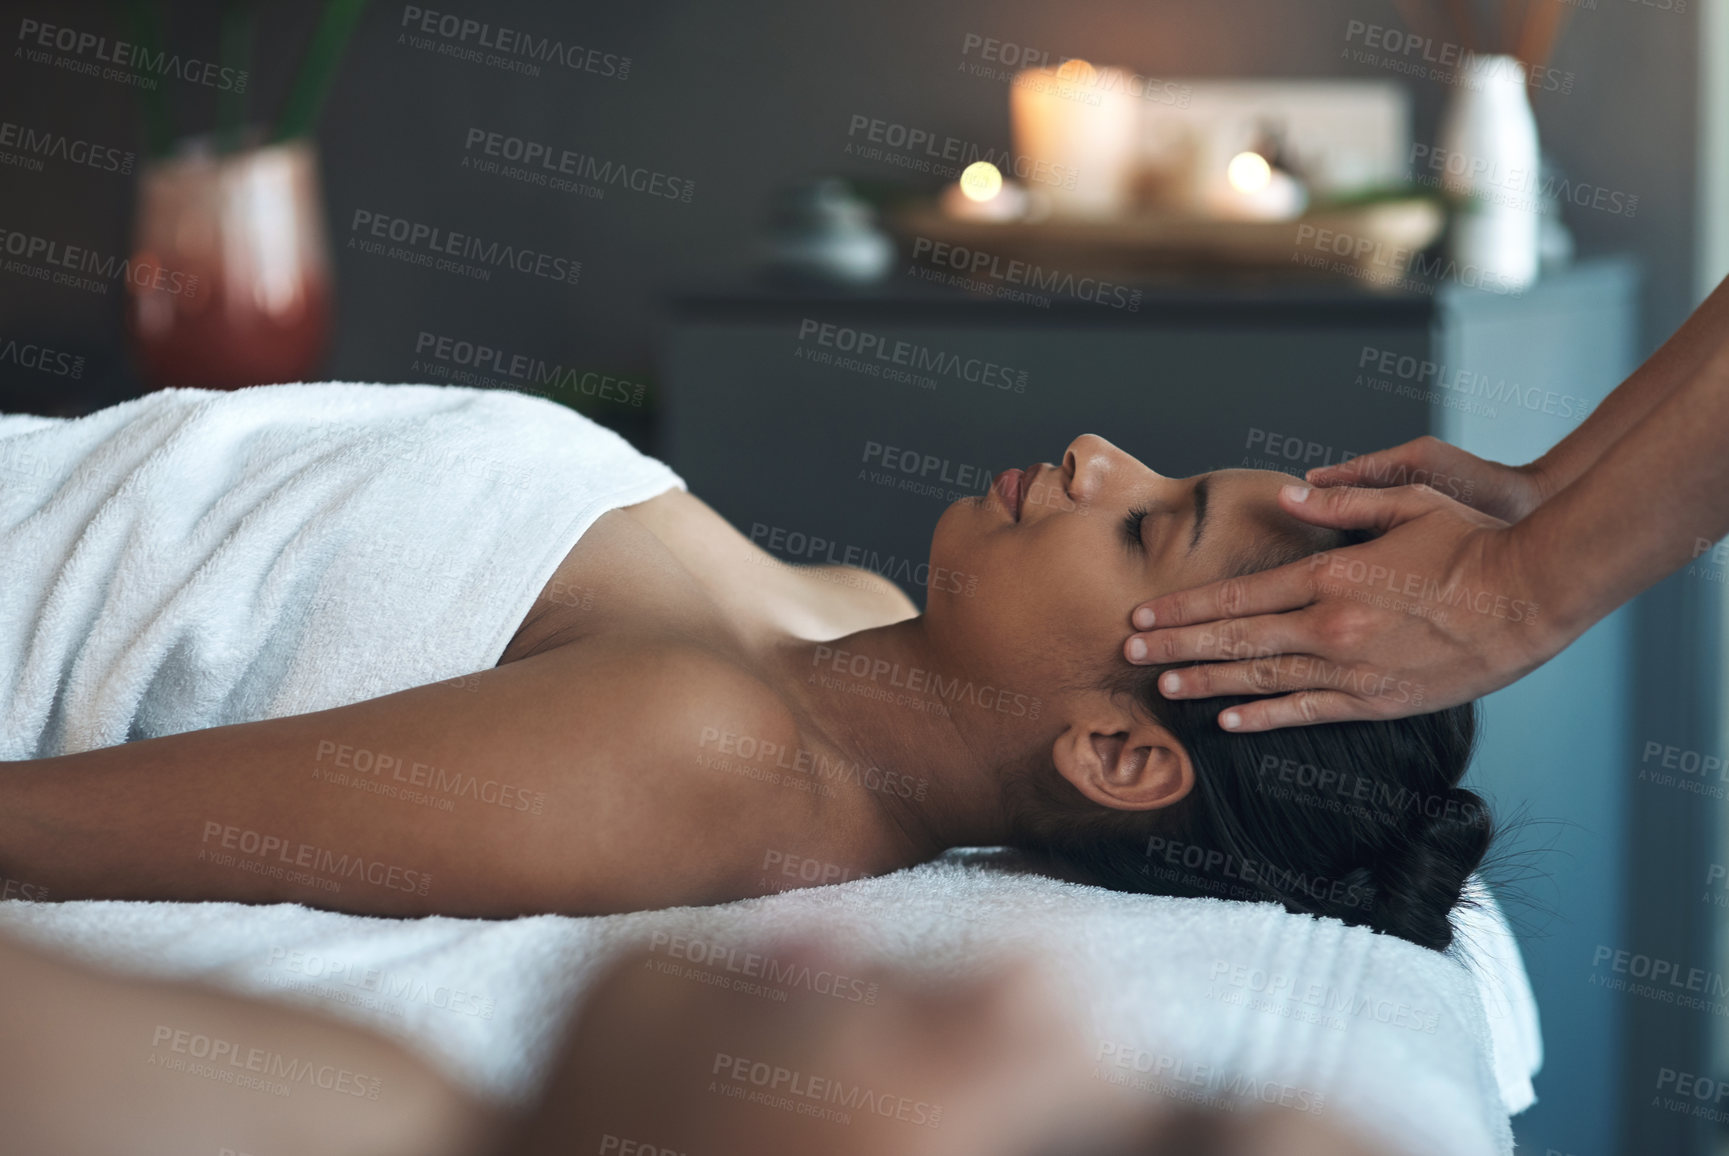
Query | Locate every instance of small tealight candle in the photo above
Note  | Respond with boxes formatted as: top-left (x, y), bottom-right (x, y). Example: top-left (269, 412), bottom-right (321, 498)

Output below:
top-left (1204, 150), bottom-right (1308, 221)
top-left (1227, 151), bottom-right (1272, 194)
top-left (940, 162), bottom-right (1033, 221)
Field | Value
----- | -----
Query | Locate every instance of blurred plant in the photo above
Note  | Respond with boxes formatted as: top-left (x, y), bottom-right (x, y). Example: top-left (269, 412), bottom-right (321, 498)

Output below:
top-left (116, 0), bottom-right (370, 157)
top-left (271, 0), bottom-right (370, 142)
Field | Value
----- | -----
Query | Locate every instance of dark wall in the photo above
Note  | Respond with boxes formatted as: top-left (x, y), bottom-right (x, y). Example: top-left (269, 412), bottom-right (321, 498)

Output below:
top-left (0, 0), bottom-right (1702, 415)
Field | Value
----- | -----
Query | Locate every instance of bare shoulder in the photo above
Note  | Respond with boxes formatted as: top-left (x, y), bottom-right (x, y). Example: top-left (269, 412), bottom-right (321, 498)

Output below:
top-left (516, 635), bottom-right (803, 768)
top-left (516, 638), bottom-right (828, 901)
top-left (581, 638), bottom-right (800, 749)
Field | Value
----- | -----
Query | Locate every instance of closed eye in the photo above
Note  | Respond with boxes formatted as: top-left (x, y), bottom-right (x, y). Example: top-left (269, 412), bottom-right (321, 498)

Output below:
top-left (1121, 505), bottom-right (1151, 552)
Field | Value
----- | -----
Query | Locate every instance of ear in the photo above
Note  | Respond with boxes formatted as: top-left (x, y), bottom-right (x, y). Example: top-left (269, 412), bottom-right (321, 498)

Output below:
top-left (1050, 698), bottom-right (1194, 813)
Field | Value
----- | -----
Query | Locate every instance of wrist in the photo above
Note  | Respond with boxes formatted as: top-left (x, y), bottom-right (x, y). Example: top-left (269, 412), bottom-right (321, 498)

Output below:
top-left (1515, 456), bottom-right (1564, 515)
top-left (1528, 445), bottom-right (1590, 508)
top-left (1498, 517), bottom-right (1592, 657)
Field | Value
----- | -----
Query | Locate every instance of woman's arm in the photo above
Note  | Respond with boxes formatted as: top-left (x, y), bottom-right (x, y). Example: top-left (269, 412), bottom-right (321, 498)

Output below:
top-left (1526, 273), bottom-right (1729, 496)
top-left (0, 639), bottom-right (807, 917)
top-left (1308, 274), bottom-right (1729, 519)
top-left (1516, 334), bottom-right (1729, 636)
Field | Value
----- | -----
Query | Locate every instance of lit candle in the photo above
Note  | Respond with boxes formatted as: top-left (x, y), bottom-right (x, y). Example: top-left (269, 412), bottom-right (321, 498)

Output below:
top-left (939, 161), bottom-right (1034, 221)
top-left (1010, 59), bottom-right (1140, 218)
top-left (1203, 149), bottom-right (1309, 220)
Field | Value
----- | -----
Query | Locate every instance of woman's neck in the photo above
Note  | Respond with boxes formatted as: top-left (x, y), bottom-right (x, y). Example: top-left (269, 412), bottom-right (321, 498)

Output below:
top-left (758, 616), bottom-right (1032, 866)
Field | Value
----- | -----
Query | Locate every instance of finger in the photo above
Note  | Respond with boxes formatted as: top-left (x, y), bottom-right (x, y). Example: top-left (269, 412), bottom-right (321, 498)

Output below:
top-left (1128, 559), bottom-right (1316, 634)
top-left (1152, 650), bottom-right (1343, 700)
top-left (1305, 458), bottom-right (1404, 488)
top-left (1126, 612), bottom-right (1320, 669)
top-left (1277, 481), bottom-right (1450, 533)
top-left (1215, 689), bottom-right (1383, 732)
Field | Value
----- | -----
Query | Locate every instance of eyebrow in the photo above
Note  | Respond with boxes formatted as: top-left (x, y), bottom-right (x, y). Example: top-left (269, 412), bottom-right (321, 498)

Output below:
top-left (1188, 475), bottom-right (1211, 553)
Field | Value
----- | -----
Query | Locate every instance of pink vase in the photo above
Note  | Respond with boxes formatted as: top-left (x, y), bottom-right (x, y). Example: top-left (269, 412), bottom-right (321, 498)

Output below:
top-left (125, 135), bottom-right (334, 391)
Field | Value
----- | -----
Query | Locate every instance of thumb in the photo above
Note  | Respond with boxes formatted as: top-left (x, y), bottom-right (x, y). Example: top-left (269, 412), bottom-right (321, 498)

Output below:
top-left (1279, 482), bottom-right (1446, 532)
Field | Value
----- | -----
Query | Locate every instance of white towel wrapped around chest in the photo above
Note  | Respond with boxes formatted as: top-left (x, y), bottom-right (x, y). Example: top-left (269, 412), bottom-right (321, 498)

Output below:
top-left (0, 381), bottom-right (685, 759)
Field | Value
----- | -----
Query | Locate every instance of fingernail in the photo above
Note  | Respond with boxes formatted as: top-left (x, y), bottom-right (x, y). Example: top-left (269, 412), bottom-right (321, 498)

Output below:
top-left (1127, 637), bottom-right (1148, 662)
top-left (1283, 484), bottom-right (1310, 503)
top-left (1161, 672), bottom-right (1181, 695)
top-left (1221, 710), bottom-right (1242, 730)
top-left (1133, 607), bottom-right (1156, 629)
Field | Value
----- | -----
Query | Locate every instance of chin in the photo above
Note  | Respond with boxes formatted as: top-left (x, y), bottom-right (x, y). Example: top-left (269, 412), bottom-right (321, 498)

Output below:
top-left (925, 500), bottom-right (980, 621)
top-left (929, 495), bottom-right (963, 552)
top-left (929, 496), bottom-right (985, 572)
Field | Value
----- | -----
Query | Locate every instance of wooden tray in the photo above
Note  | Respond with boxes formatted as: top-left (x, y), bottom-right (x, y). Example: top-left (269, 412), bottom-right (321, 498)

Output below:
top-left (890, 198), bottom-right (1447, 287)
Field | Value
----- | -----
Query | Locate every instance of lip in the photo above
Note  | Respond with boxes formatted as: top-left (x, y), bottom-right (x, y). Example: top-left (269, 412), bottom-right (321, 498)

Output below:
top-left (991, 467), bottom-right (1025, 521)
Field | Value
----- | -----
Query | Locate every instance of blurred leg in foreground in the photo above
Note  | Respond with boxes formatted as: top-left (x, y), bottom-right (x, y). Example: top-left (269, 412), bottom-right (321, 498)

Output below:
top-left (507, 941), bottom-right (1398, 1156)
top-left (0, 930), bottom-right (495, 1156)
top-left (0, 927), bottom-right (1398, 1156)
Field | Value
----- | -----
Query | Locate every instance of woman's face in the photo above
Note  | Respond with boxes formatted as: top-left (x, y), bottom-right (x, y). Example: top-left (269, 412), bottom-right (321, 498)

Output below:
top-left (926, 434), bottom-right (1332, 701)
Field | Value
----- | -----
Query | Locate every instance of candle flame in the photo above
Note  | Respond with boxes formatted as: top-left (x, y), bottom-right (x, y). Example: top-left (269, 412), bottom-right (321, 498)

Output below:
top-left (959, 161), bottom-right (1003, 202)
top-left (1227, 151), bottom-right (1273, 194)
top-left (1054, 58), bottom-right (1097, 86)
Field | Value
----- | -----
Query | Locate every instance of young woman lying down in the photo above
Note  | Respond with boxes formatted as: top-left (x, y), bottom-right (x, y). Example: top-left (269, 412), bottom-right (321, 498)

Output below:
top-left (0, 384), bottom-right (1493, 951)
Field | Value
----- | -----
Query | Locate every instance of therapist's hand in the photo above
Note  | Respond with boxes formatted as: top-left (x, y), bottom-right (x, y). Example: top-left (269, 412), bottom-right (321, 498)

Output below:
top-left (1124, 483), bottom-right (1561, 731)
top-left (1305, 435), bottom-right (1552, 523)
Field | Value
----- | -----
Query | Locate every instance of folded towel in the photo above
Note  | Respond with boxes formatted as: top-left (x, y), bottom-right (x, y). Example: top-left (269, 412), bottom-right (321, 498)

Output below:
top-left (0, 852), bottom-right (1535, 1156)
top-left (1451, 875), bottom-right (1542, 1122)
top-left (0, 382), bottom-right (685, 759)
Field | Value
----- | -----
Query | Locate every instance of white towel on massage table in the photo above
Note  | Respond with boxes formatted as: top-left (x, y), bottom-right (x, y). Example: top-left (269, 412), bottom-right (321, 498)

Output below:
top-left (0, 861), bottom-right (1537, 1156)
top-left (0, 382), bottom-right (1540, 1155)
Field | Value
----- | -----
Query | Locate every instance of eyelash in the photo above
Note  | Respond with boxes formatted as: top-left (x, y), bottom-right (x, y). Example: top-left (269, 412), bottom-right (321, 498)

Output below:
top-left (1121, 505), bottom-right (1151, 551)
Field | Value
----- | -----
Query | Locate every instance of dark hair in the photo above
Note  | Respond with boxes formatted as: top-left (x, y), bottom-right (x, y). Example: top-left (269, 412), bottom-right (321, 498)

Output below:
top-left (1006, 528), bottom-right (1494, 952)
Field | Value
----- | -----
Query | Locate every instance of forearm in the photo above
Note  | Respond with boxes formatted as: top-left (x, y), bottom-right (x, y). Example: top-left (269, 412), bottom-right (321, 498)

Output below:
top-left (1515, 336), bottom-right (1729, 641)
top-left (1532, 274), bottom-right (1729, 493)
top-left (0, 932), bottom-right (498, 1156)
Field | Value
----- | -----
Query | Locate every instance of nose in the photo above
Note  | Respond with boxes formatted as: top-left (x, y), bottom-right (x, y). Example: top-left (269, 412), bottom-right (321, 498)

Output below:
top-left (1062, 434), bottom-right (1159, 501)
